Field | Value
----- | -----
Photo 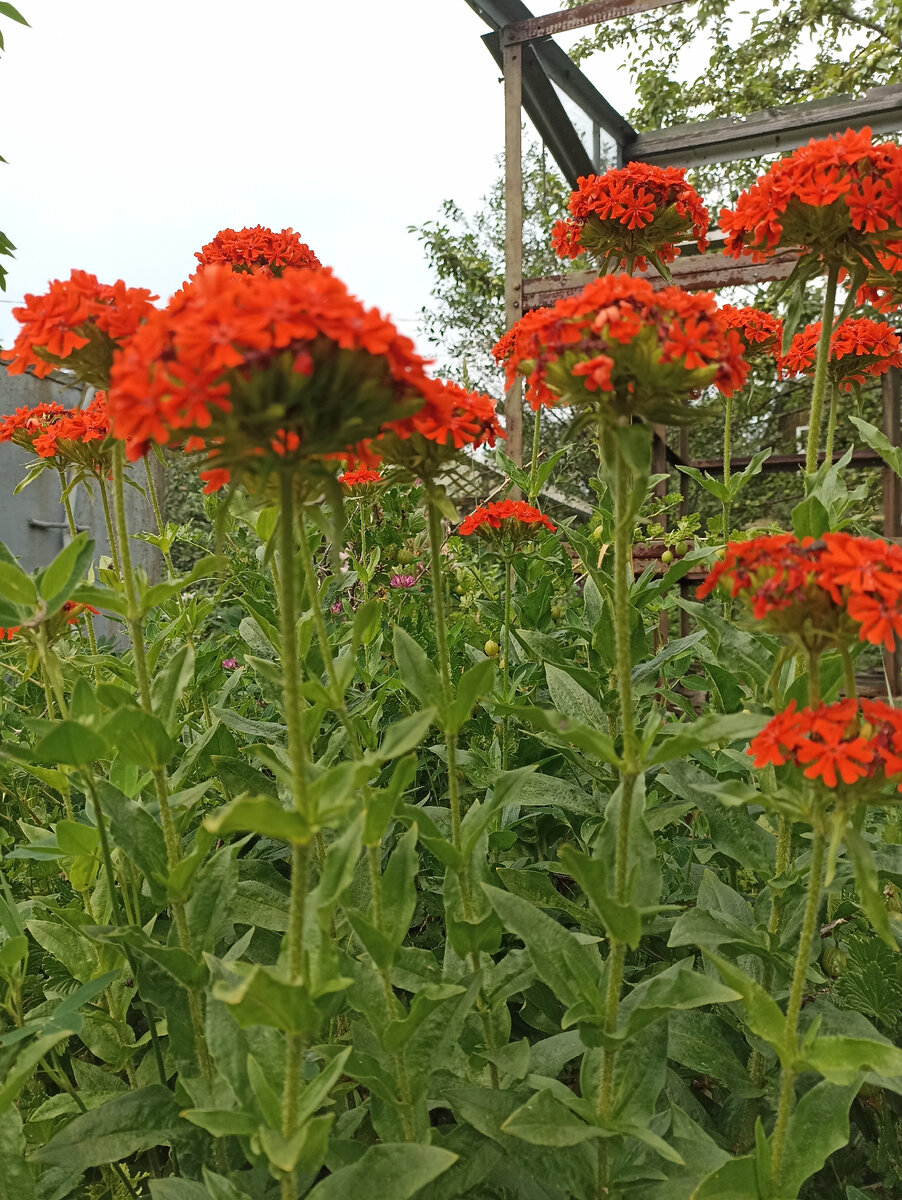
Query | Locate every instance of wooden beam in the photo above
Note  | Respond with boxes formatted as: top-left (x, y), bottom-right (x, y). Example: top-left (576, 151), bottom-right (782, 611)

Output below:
top-left (501, 0), bottom-right (686, 45)
top-left (626, 85), bottom-right (902, 169)
top-left (524, 248), bottom-right (800, 308)
top-left (503, 40), bottom-right (525, 470)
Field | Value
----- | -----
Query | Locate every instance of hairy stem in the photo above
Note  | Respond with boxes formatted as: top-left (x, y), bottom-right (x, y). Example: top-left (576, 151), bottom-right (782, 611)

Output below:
top-left (502, 559), bottom-right (512, 771)
top-left (529, 407), bottom-right (542, 499)
top-left (770, 830), bottom-right (826, 1193)
top-left (804, 264), bottom-right (840, 476)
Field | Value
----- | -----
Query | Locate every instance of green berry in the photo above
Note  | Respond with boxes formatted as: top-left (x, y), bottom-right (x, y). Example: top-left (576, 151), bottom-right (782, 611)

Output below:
top-left (821, 944), bottom-right (848, 978)
top-left (661, 550), bottom-right (674, 565)
top-left (675, 540), bottom-right (688, 556)
top-left (484, 640), bottom-right (499, 658)
top-left (551, 604), bottom-right (563, 620)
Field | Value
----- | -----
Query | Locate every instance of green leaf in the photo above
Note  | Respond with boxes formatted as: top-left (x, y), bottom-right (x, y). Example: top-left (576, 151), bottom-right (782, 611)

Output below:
top-left (648, 712), bottom-right (766, 766)
top-left (0, 1107), bottom-right (33, 1200)
top-left (205, 796), bottom-right (313, 844)
top-left (676, 464), bottom-right (729, 503)
top-left (187, 844), bottom-right (239, 954)
top-left (502, 1089), bottom-right (598, 1146)
top-left (849, 416), bottom-right (902, 478)
top-left (306, 1143), bottom-right (457, 1200)
top-left (55, 819), bottom-right (99, 856)
top-left (32, 1086), bottom-right (183, 1170)
top-left (150, 644), bottom-right (196, 730)
top-left (100, 708), bottom-right (175, 769)
top-left (691, 1154), bottom-right (760, 1199)
top-left (545, 664), bottom-right (606, 729)
top-left (211, 963), bottom-right (339, 1033)
top-left (845, 827), bottom-right (896, 948)
top-left (779, 1081), bottom-right (859, 1198)
top-left (792, 493), bottom-right (830, 540)
top-left (383, 984), bottom-right (465, 1053)
top-left (799, 1035), bottom-right (902, 1084)
top-left (36, 532), bottom-right (95, 616)
top-left (668, 1011), bottom-right (761, 1097)
top-left (0, 3), bottom-right (29, 25)
top-left (375, 708), bottom-right (436, 760)
top-left (702, 951), bottom-right (787, 1054)
top-left (449, 657), bottom-right (494, 733)
top-left (202, 1167), bottom-right (256, 1200)
top-left (0, 560), bottom-right (36, 608)
top-left (558, 844), bottom-right (641, 947)
top-left (33, 721), bottom-right (108, 767)
top-left (501, 704), bottom-right (619, 765)
top-left (141, 554), bottom-right (227, 615)
top-left (393, 626), bottom-right (443, 710)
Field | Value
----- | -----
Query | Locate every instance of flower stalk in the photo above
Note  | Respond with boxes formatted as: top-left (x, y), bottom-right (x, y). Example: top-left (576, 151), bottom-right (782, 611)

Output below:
top-left (804, 263), bottom-right (840, 476)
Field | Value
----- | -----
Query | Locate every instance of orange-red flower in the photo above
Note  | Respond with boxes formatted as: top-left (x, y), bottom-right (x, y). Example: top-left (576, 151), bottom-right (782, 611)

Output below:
top-left (498, 275), bottom-right (747, 423)
top-left (717, 305), bottom-right (783, 361)
top-left (720, 127), bottom-right (902, 268)
top-left (551, 164), bottom-right (708, 274)
top-left (339, 466), bottom-right (382, 488)
top-left (1, 270), bottom-right (157, 387)
top-left (749, 697), bottom-right (902, 792)
top-left (107, 265), bottom-right (442, 488)
top-left (194, 226), bottom-right (322, 277)
top-left (782, 317), bottom-right (902, 391)
top-left (458, 499), bottom-right (557, 540)
top-left (0, 392), bottom-right (114, 472)
top-left (856, 241), bottom-right (902, 312)
top-left (371, 379), bottom-right (503, 479)
top-left (698, 532), bottom-right (902, 652)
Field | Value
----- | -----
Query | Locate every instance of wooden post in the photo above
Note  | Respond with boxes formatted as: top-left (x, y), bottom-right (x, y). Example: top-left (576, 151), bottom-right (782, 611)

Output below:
top-left (503, 36), bottom-right (524, 470)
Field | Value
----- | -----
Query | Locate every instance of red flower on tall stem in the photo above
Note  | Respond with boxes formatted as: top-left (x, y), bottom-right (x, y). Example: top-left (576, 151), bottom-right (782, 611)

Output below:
top-left (717, 305), bottom-right (783, 361)
top-left (339, 466), bottom-right (382, 488)
top-left (459, 499), bottom-right (557, 539)
top-left (698, 532), bottom-right (902, 652)
top-left (498, 275), bottom-right (747, 423)
top-left (194, 226), bottom-right (322, 276)
top-left (782, 317), bottom-right (902, 391)
top-left (1, 270), bottom-right (157, 386)
top-left (0, 392), bottom-right (115, 472)
top-left (749, 698), bottom-right (902, 792)
top-left (720, 127), bottom-right (902, 269)
top-left (107, 265), bottom-right (441, 488)
top-left (551, 164), bottom-right (708, 275)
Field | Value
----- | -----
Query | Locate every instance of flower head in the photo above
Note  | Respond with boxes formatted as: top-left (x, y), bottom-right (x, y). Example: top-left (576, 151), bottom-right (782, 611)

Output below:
top-left (749, 698), bottom-right (902, 793)
top-left (459, 499), bottom-right (557, 548)
top-left (0, 391), bottom-right (115, 474)
top-left (194, 226), bottom-right (322, 277)
top-left (720, 128), bottom-right (902, 269)
top-left (1, 269), bottom-right (157, 387)
top-left (782, 317), bottom-right (902, 391)
top-left (499, 275), bottom-right (747, 423)
top-left (339, 466), bottom-right (382, 489)
top-left (698, 532), bottom-right (902, 653)
top-left (717, 305), bottom-right (783, 362)
top-left (107, 265), bottom-right (440, 487)
top-left (222, 657), bottom-right (239, 669)
top-left (389, 573), bottom-right (417, 589)
top-left (855, 241), bottom-right (902, 312)
top-left (552, 164), bottom-right (709, 274)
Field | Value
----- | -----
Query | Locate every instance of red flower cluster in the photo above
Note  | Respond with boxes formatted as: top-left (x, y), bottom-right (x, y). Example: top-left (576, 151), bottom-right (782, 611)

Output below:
top-left (339, 466), bottom-right (382, 488)
top-left (856, 241), bottom-right (902, 312)
top-left (749, 698), bottom-right (902, 791)
top-left (107, 265), bottom-right (440, 469)
top-left (720, 127), bottom-right (902, 265)
top-left (0, 600), bottom-right (99, 647)
top-left (459, 499), bottom-right (557, 538)
top-left (551, 164), bottom-right (708, 273)
top-left (782, 317), bottom-right (902, 391)
top-left (717, 305), bottom-right (783, 361)
top-left (0, 393), bottom-right (112, 467)
top-left (499, 275), bottom-right (747, 422)
top-left (698, 532), bottom-right (902, 652)
top-left (194, 226), bottom-right (322, 276)
top-left (1, 270), bottom-right (157, 385)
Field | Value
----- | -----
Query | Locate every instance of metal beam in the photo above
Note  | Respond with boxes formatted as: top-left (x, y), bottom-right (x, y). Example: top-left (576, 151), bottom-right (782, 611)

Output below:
top-left (523, 247), bottom-right (800, 308)
top-left (483, 32), bottom-right (596, 186)
top-left (530, 40), bottom-right (636, 153)
top-left (504, 39), bottom-right (525, 469)
top-left (626, 85), bottom-right (902, 168)
top-left (501, 0), bottom-right (687, 45)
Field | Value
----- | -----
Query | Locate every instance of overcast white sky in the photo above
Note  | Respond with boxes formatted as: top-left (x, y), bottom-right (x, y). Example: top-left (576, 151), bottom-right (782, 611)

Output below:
top-left (0, 1), bottom-right (649, 355)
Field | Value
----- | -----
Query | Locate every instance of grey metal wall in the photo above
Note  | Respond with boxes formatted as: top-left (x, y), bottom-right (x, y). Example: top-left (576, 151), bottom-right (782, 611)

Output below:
top-left (0, 365), bottom-right (165, 611)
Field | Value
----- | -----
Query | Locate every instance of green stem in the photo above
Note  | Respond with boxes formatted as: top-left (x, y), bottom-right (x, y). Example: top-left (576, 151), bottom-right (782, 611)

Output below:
top-left (275, 472), bottom-right (316, 1200)
top-left (722, 391), bottom-right (732, 546)
top-left (823, 382), bottom-right (840, 466)
top-left (529, 407), bottom-right (542, 500)
top-left (804, 264), bottom-right (840, 476)
top-left (111, 444), bottom-right (211, 1080)
top-left (770, 829), bottom-right (826, 1194)
top-left (360, 504), bottom-right (368, 603)
top-left (502, 559), bottom-right (512, 771)
top-left (297, 511), bottom-right (360, 753)
top-left (841, 647), bottom-right (858, 700)
top-left (596, 433), bottom-right (641, 1196)
top-left (57, 470), bottom-right (100, 674)
top-left (98, 472), bottom-right (122, 576)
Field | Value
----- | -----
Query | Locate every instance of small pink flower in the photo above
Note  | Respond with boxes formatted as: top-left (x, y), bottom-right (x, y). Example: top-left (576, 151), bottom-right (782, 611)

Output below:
top-left (330, 601), bottom-right (344, 615)
top-left (390, 574), bottom-right (417, 589)
top-left (222, 658), bottom-right (238, 669)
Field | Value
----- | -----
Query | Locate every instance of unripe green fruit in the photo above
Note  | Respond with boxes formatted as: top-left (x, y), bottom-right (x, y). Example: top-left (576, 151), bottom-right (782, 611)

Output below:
top-left (397, 548), bottom-right (415, 565)
top-left (454, 585), bottom-right (466, 596)
top-left (591, 527), bottom-right (603, 542)
top-left (551, 604), bottom-right (563, 620)
top-left (675, 540), bottom-right (688, 556)
top-left (822, 944), bottom-right (848, 978)
top-left (661, 550), bottom-right (674, 565)
top-left (484, 640), bottom-right (500, 658)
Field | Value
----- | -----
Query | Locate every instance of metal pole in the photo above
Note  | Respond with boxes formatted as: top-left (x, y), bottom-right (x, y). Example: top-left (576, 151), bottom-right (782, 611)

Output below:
top-left (503, 37), bottom-right (524, 470)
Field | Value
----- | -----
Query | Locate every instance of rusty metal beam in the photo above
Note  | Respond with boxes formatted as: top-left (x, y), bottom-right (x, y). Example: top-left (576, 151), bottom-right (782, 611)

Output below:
top-left (501, 0), bottom-right (687, 45)
top-left (524, 247), bottom-right (800, 308)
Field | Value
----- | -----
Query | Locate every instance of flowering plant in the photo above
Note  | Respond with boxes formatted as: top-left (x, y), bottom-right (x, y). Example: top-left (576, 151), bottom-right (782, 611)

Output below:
top-left (193, 224), bottom-right (322, 276)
